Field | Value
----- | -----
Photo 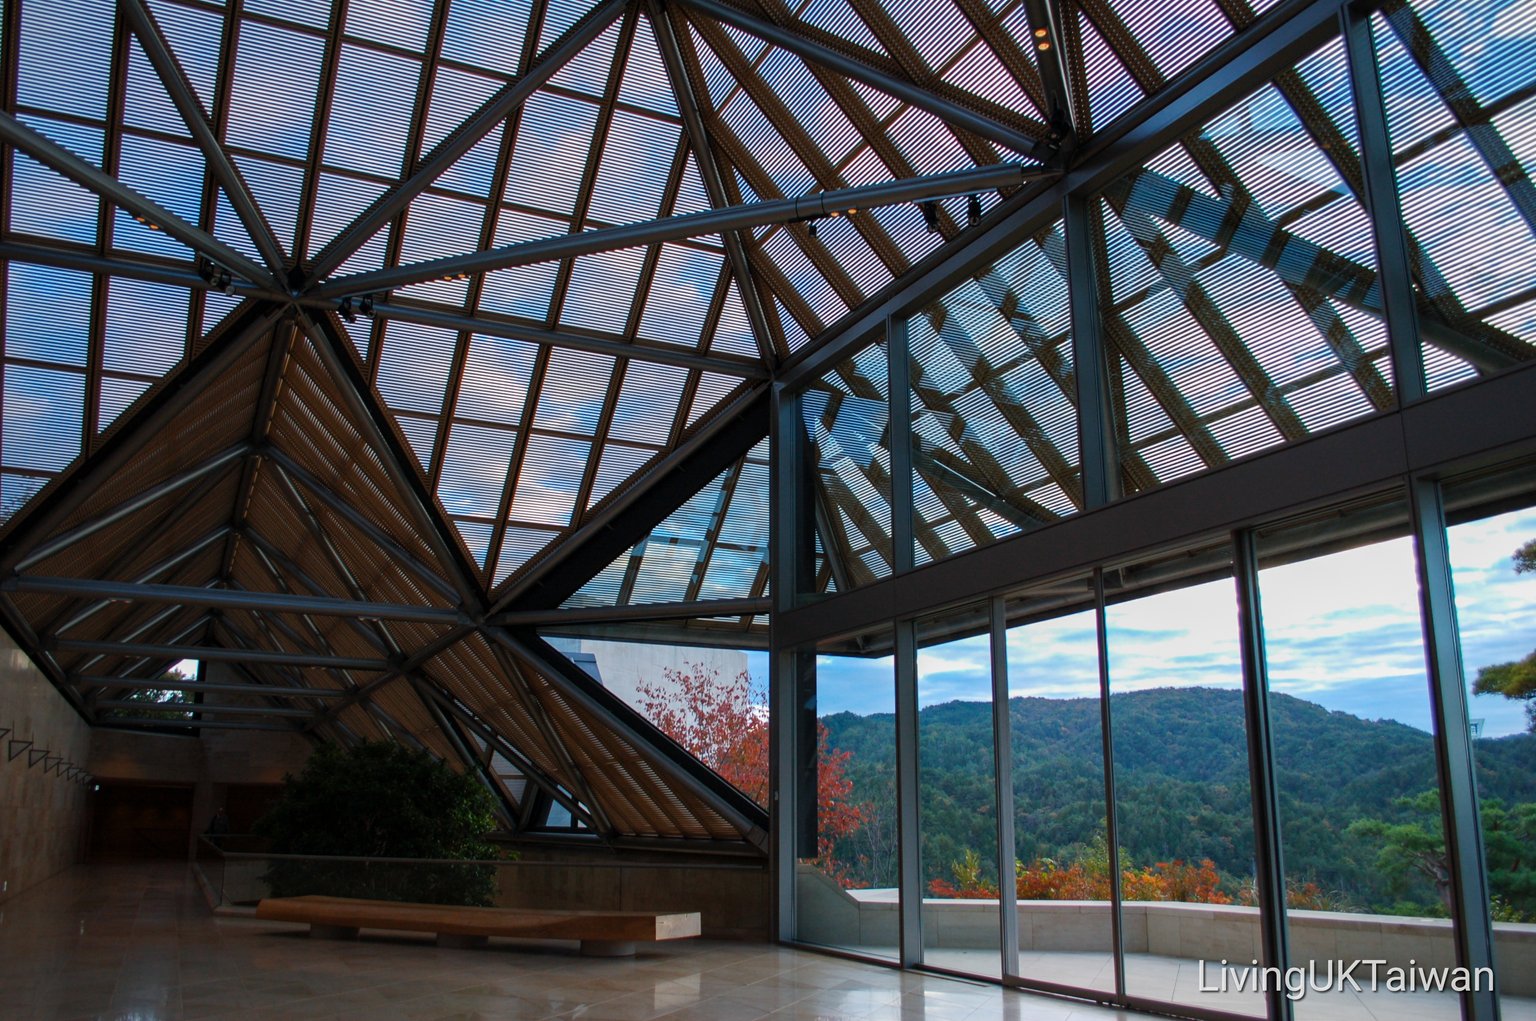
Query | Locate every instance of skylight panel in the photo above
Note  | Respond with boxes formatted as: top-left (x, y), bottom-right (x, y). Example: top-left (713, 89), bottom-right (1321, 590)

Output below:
top-left (18, 0), bottom-right (113, 121)
top-left (395, 414), bottom-right (438, 473)
top-left (3, 365), bottom-right (84, 472)
top-left (437, 131), bottom-right (505, 199)
top-left (869, 199), bottom-right (943, 265)
top-left (761, 228), bottom-right (846, 327)
top-left (0, 475), bottom-right (48, 524)
top-left (620, 16), bottom-right (679, 117)
top-left (674, 155), bottom-right (713, 216)
top-left (326, 44), bottom-right (421, 178)
top-left (244, 0), bottom-right (330, 30)
top-left (231, 156), bottom-right (304, 251)
top-left (628, 542), bottom-right (697, 604)
top-left (97, 377), bottom-right (153, 434)
top-left (1406, 0), bottom-right (1534, 105)
top-left (533, 349), bottom-right (615, 436)
top-left (1109, 0), bottom-right (1231, 84)
top-left (885, 0), bottom-right (973, 72)
top-left (689, 22), bottom-right (741, 108)
top-left (757, 49), bottom-right (861, 164)
top-left (1100, 203), bottom-right (1160, 302)
top-left (699, 547), bottom-right (765, 601)
top-left (686, 373), bottom-right (741, 429)
top-left (775, 295), bottom-right (813, 350)
top-left (104, 278), bottom-right (189, 375)
top-left (227, 20), bottom-right (324, 162)
top-left (638, 244), bottom-right (723, 349)
top-left (720, 93), bottom-right (817, 198)
top-left (425, 64), bottom-right (505, 155)
top-left (1121, 288), bottom-right (1243, 415)
top-left (817, 219), bottom-right (893, 296)
top-left (508, 434), bottom-right (588, 526)
top-left (585, 110), bottom-right (680, 225)
top-left (438, 423), bottom-right (518, 519)
top-left (708, 279), bottom-right (759, 358)
top-left (942, 39), bottom-right (1041, 122)
top-left (345, 0), bottom-right (434, 53)
top-left (1078, 11), bottom-right (1143, 132)
top-left (1140, 432), bottom-right (1203, 483)
top-left (124, 41), bottom-right (195, 141)
top-left (1286, 370), bottom-right (1377, 433)
top-left (504, 92), bottom-right (600, 216)
top-left (455, 519), bottom-right (495, 568)
top-left (443, 0), bottom-right (532, 78)
top-left (397, 191), bottom-right (486, 304)
top-left (497, 526), bottom-right (560, 583)
top-left (146, 1), bottom-right (222, 104)
top-left (1196, 255), bottom-right (1336, 388)
top-left (309, 172), bottom-right (388, 258)
top-left (547, 19), bottom-right (622, 98)
top-left (10, 150), bottom-right (99, 245)
top-left (561, 248), bottom-right (646, 334)
top-left (587, 443), bottom-right (658, 510)
top-left (376, 320), bottom-right (456, 415)
top-left (113, 136), bottom-right (203, 259)
top-left (1373, 22), bottom-right (1457, 154)
top-left (480, 264), bottom-right (561, 320)
top-left (457, 335), bottom-right (538, 426)
top-left (887, 105), bottom-right (972, 173)
top-left (609, 363), bottom-right (687, 444)
top-left (796, 0), bottom-right (876, 52)
top-left (6, 263), bottom-right (91, 366)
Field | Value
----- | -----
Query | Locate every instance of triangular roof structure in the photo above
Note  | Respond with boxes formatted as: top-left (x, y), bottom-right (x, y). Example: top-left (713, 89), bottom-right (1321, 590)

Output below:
top-left (1, 0), bottom-right (1531, 849)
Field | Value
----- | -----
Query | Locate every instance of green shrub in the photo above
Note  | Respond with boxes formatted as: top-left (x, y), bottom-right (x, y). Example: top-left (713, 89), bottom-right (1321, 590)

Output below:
top-left (256, 741), bottom-right (502, 906)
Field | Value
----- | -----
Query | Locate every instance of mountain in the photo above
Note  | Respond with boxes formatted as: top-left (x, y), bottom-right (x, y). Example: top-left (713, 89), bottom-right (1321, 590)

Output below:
top-left (819, 686), bottom-right (1536, 911)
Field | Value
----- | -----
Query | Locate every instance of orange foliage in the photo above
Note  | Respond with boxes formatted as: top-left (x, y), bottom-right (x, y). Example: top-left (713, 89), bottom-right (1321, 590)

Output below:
top-left (930, 855), bottom-right (1232, 904)
top-left (638, 663), bottom-right (865, 881)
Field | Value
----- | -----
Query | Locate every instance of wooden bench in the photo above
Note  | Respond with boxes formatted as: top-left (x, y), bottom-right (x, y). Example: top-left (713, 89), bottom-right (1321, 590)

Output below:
top-left (254, 895), bottom-right (701, 957)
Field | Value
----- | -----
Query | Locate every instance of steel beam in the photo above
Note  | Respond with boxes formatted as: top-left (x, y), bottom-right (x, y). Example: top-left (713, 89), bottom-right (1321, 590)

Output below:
top-left (73, 674), bottom-right (346, 699)
top-left (51, 638), bottom-right (389, 671)
top-left (98, 717), bottom-right (296, 732)
top-left (368, 300), bottom-right (767, 378)
top-left (488, 597), bottom-right (769, 627)
top-left (675, 0), bottom-right (1054, 160)
top-left (314, 164), bottom-right (1055, 299)
top-left (93, 699), bottom-right (317, 719)
top-left (309, 0), bottom-right (629, 279)
top-left (495, 383), bottom-right (771, 610)
top-left (0, 242), bottom-right (293, 301)
top-left (120, 0), bottom-right (288, 274)
top-left (1408, 477), bottom-right (1498, 1021)
top-left (0, 111), bottom-right (273, 287)
top-left (887, 317), bottom-right (915, 573)
top-left (49, 525), bottom-right (231, 636)
top-left (893, 617), bottom-right (921, 967)
top-left (6, 577), bottom-right (466, 624)
top-left (10, 445), bottom-right (250, 572)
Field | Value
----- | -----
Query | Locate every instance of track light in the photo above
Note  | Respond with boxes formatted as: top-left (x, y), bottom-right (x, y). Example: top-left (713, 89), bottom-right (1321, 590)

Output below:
top-left (967, 194), bottom-right (982, 226)
top-left (337, 296), bottom-right (356, 324)
top-left (920, 200), bottom-right (941, 233)
top-left (807, 220), bottom-right (819, 238)
top-left (359, 294), bottom-right (375, 315)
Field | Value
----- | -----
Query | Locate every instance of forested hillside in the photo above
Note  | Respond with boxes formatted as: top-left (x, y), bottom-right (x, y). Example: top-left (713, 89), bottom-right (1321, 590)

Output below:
top-left (820, 687), bottom-right (1536, 914)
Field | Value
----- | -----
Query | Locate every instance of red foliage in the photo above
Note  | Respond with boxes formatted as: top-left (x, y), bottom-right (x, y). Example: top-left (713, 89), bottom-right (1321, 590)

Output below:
top-left (930, 855), bottom-right (1233, 904)
top-left (637, 663), bottom-right (864, 880)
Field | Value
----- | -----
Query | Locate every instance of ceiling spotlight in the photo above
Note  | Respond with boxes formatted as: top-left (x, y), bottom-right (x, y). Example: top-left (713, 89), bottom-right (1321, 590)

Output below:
top-left (920, 200), bottom-right (941, 233)
top-left (338, 296), bottom-right (356, 324)
top-left (807, 220), bottom-right (819, 238)
top-left (967, 194), bottom-right (982, 226)
top-left (1034, 27), bottom-right (1048, 37)
top-left (359, 294), bottom-right (375, 315)
top-left (1037, 40), bottom-right (1051, 51)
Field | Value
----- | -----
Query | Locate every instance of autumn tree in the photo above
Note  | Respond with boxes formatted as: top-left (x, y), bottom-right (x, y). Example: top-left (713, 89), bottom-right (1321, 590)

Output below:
top-left (1472, 538), bottom-right (1536, 728)
top-left (637, 662), bottom-right (866, 882)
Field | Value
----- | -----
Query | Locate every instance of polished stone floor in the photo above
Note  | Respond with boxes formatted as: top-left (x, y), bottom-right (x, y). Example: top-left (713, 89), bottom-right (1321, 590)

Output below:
top-left (1, 863), bottom-right (1136, 1021)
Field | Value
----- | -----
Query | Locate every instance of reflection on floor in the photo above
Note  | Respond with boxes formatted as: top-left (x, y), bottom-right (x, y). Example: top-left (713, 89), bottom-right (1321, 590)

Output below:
top-left (4, 863), bottom-right (1132, 1021)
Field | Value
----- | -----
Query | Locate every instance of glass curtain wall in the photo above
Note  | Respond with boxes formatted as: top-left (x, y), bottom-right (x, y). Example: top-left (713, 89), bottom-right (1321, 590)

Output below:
top-left (793, 623), bottom-right (899, 960)
top-left (1254, 498), bottom-right (1458, 1021)
top-left (915, 601), bottom-right (1001, 979)
top-left (1005, 575), bottom-right (1115, 994)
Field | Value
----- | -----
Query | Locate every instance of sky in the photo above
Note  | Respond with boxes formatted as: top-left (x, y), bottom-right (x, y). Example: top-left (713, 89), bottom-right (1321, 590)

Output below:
top-left (790, 504), bottom-right (1536, 739)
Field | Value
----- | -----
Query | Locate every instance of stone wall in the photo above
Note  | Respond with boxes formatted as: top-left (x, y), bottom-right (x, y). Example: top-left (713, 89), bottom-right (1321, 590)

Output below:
top-left (0, 628), bottom-right (92, 903)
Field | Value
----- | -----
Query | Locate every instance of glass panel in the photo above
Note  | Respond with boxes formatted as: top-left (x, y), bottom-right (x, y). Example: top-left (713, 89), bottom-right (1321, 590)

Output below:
top-left (1373, 0), bottom-right (1536, 392)
top-left (1256, 497), bottom-right (1458, 1020)
top-left (916, 602), bottom-right (1000, 979)
top-left (795, 624), bottom-right (898, 960)
top-left (1104, 541), bottom-right (1265, 1017)
top-left (1096, 37), bottom-right (1393, 496)
top-left (545, 637), bottom-right (769, 808)
top-left (1005, 575), bottom-right (1115, 993)
top-left (800, 341), bottom-right (892, 596)
top-left (1446, 467), bottom-right (1536, 1013)
top-left (906, 219), bottom-right (1080, 568)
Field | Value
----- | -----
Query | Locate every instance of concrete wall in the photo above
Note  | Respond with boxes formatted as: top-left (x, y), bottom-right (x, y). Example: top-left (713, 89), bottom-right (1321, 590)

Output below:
top-left (0, 628), bottom-right (92, 903)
